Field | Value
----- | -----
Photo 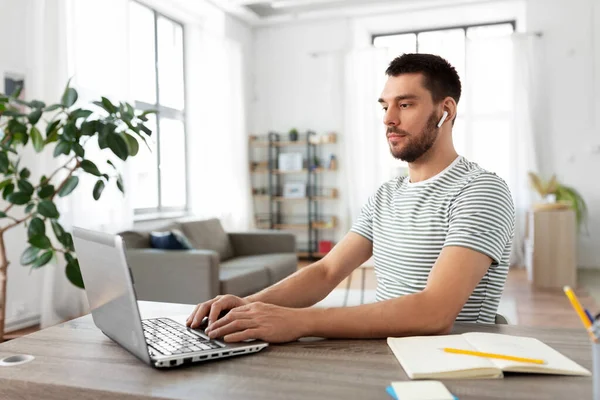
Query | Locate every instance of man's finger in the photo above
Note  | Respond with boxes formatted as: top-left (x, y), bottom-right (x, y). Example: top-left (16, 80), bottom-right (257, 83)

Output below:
top-left (205, 309), bottom-right (250, 332)
top-left (208, 319), bottom-right (257, 339)
top-left (207, 296), bottom-right (239, 326)
top-left (191, 301), bottom-right (215, 328)
top-left (186, 303), bottom-right (202, 326)
top-left (223, 328), bottom-right (261, 343)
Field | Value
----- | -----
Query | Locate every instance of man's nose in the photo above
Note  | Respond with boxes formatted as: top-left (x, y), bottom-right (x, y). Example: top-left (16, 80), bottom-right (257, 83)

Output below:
top-left (384, 108), bottom-right (399, 127)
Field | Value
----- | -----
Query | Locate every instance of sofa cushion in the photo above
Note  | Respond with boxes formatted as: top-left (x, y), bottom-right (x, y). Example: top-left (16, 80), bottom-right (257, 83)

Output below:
top-left (179, 218), bottom-right (235, 261)
top-left (219, 265), bottom-right (269, 297)
top-left (150, 230), bottom-right (193, 250)
top-left (120, 222), bottom-right (182, 249)
top-left (220, 254), bottom-right (297, 285)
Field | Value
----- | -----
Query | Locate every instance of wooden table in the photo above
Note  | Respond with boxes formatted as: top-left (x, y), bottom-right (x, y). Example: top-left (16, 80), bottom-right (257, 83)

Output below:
top-left (0, 301), bottom-right (593, 399)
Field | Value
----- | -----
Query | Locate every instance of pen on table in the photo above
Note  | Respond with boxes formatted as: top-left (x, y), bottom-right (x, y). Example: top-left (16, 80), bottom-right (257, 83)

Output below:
top-left (563, 286), bottom-right (597, 342)
top-left (442, 348), bottom-right (546, 364)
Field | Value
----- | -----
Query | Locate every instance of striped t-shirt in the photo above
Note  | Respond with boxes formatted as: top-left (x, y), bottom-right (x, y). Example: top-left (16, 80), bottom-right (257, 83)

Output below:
top-left (351, 156), bottom-right (515, 324)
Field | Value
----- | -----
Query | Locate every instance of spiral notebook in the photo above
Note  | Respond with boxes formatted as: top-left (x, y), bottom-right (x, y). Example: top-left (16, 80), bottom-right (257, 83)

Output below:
top-left (387, 332), bottom-right (591, 380)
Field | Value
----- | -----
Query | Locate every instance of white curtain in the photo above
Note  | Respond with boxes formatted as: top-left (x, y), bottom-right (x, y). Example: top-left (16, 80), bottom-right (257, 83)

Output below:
top-left (40, 0), bottom-right (135, 328)
top-left (187, 28), bottom-right (252, 231)
top-left (464, 34), bottom-right (543, 267)
top-left (342, 48), bottom-right (390, 230)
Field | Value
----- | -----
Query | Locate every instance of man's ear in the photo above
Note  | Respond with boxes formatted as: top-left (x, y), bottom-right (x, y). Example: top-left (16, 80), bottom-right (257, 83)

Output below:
top-left (442, 97), bottom-right (458, 124)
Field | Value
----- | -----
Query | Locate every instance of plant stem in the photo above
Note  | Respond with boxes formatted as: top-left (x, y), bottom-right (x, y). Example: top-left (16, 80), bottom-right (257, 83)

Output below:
top-left (0, 233), bottom-right (8, 341)
top-left (51, 160), bottom-right (81, 201)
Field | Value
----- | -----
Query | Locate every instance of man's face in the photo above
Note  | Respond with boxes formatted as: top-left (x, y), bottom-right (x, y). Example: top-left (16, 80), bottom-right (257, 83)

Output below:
top-left (378, 73), bottom-right (442, 163)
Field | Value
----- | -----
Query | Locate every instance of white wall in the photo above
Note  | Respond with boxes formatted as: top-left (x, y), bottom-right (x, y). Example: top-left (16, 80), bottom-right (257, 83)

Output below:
top-left (0, 0), bottom-right (45, 330)
top-left (251, 0), bottom-right (600, 266)
top-left (526, 0), bottom-right (600, 268)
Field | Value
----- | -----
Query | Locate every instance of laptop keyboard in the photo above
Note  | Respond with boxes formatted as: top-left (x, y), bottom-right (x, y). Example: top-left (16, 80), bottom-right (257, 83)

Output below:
top-left (142, 318), bottom-right (223, 356)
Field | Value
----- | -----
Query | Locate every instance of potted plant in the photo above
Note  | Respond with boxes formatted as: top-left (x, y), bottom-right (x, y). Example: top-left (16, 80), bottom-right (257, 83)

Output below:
top-left (0, 80), bottom-right (154, 340)
top-left (528, 172), bottom-right (588, 231)
top-left (288, 128), bottom-right (298, 142)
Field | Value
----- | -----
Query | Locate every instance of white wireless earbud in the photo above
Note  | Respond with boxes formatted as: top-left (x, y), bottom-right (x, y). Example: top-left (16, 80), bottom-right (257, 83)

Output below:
top-left (437, 111), bottom-right (448, 128)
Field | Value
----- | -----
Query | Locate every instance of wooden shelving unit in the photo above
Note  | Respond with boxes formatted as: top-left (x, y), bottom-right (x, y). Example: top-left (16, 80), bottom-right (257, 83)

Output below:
top-left (249, 131), bottom-right (338, 260)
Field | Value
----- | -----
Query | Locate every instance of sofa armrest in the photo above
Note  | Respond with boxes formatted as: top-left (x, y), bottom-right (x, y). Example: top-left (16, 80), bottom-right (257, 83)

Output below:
top-left (228, 231), bottom-right (296, 257)
top-left (125, 249), bottom-right (219, 305)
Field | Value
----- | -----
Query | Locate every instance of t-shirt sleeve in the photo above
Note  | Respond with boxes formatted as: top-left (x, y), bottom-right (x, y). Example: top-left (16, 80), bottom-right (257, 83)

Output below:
top-left (444, 173), bottom-right (515, 265)
top-left (350, 194), bottom-right (375, 242)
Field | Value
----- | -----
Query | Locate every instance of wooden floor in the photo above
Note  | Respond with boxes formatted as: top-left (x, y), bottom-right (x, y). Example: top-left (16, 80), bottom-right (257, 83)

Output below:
top-left (300, 260), bottom-right (597, 329)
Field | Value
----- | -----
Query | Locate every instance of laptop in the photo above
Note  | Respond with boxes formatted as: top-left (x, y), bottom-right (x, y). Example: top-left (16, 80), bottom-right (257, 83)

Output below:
top-left (72, 227), bottom-right (268, 368)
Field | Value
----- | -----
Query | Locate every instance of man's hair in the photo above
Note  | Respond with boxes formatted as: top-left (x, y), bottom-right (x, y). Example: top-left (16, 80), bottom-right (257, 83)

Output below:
top-left (385, 53), bottom-right (461, 105)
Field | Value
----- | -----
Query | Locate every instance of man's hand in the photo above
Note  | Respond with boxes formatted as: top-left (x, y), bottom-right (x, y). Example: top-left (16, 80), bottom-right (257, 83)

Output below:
top-left (204, 302), bottom-right (308, 343)
top-left (186, 295), bottom-right (250, 329)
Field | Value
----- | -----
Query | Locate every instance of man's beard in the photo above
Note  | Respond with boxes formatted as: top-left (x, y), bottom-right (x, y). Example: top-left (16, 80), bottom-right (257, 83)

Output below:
top-left (387, 112), bottom-right (440, 162)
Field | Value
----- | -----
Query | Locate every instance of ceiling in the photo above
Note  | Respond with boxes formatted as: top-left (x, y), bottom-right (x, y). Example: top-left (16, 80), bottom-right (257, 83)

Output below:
top-left (211, 0), bottom-right (491, 26)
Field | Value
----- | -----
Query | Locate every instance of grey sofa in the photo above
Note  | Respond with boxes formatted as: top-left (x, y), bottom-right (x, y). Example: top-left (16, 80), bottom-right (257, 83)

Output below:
top-left (119, 218), bottom-right (297, 304)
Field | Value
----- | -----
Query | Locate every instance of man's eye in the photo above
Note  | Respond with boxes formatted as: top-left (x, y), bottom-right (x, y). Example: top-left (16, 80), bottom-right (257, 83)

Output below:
top-left (400, 103), bottom-right (410, 109)
top-left (381, 107), bottom-right (388, 111)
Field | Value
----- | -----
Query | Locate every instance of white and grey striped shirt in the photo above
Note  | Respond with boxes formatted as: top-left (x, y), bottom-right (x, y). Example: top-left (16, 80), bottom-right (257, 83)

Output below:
top-left (351, 156), bottom-right (515, 324)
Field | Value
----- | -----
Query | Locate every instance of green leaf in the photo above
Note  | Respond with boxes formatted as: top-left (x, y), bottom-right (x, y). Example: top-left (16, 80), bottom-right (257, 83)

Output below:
top-left (17, 179), bottom-right (34, 195)
top-left (0, 103), bottom-right (5, 113)
top-left (30, 126), bottom-right (44, 152)
top-left (8, 119), bottom-right (27, 134)
top-left (7, 192), bottom-right (31, 205)
top-left (122, 132), bottom-right (139, 156)
top-left (140, 109), bottom-right (157, 117)
top-left (29, 234), bottom-right (52, 249)
top-left (60, 232), bottom-right (74, 252)
top-left (139, 124), bottom-right (152, 136)
top-left (58, 176), bottom-right (79, 197)
top-left (33, 251), bottom-right (54, 269)
top-left (46, 120), bottom-right (61, 136)
top-left (28, 217), bottom-right (45, 238)
top-left (0, 152), bottom-right (8, 173)
top-left (0, 178), bottom-right (12, 191)
top-left (64, 252), bottom-right (75, 264)
top-left (2, 183), bottom-right (14, 200)
top-left (53, 141), bottom-right (71, 157)
top-left (101, 97), bottom-right (117, 114)
top-left (81, 160), bottom-right (101, 176)
top-left (28, 109), bottom-right (42, 125)
top-left (93, 179), bottom-right (105, 200)
top-left (25, 203), bottom-right (35, 213)
top-left (45, 129), bottom-right (59, 144)
top-left (66, 258), bottom-right (84, 288)
top-left (69, 108), bottom-right (93, 120)
top-left (12, 132), bottom-right (27, 146)
top-left (51, 220), bottom-right (66, 241)
top-left (19, 168), bottom-right (31, 179)
top-left (20, 247), bottom-right (40, 266)
top-left (107, 133), bottom-right (129, 161)
top-left (81, 121), bottom-right (96, 136)
top-left (0, 211), bottom-right (6, 218)
top-left (117, 174), bottom-right (124, 194)
top-left (63, 122), bottom-right (76, 140)
top-left (44, 104), bottom-right (63, 112)
top-left (62, 88), bottom-right (78, 108)
top-left (38, 200), bottom-right (59, 219)
top-left (37, 184), bottom-right (55, 199)
top-left (30, 100), bottom-right (46, 109)
top-left (73, 142), bottom-right (85, 158)
top-left (107, 160), bottom-right (116, 170)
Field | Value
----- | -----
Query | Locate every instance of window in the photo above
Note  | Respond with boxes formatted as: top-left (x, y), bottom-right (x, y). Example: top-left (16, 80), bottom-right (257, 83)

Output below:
top-left (129, 1), bottom-right (188, 215)
top-left (373, 22), bottom-right (515, 181)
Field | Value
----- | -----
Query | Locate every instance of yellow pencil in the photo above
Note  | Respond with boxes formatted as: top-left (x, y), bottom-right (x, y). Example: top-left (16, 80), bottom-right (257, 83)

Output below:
top-left (443, 348), bottom-right (545, 364)
top-left (563, 286), bottom-right (592, 329)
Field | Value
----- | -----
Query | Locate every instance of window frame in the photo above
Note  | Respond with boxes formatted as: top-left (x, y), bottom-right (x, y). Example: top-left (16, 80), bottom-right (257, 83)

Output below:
top-left (131, 0), bottom-right (189, 217)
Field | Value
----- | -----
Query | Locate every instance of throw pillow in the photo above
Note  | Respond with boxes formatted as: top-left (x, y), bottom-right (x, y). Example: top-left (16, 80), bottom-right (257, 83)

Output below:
top-left (150, 230), bottom-right (193, 250)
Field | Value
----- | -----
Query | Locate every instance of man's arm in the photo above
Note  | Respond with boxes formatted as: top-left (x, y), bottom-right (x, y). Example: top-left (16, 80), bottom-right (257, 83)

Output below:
top-left (303, 246), bottom-right (492, 338)
top-left (205, 245), bottom-right (492, 342)
top-left (246, 232), bottom-right (373, 308)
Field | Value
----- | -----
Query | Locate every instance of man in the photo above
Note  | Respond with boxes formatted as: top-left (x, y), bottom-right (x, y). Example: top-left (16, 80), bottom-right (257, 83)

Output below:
top-left (187, 53), bottom-right (515, 343)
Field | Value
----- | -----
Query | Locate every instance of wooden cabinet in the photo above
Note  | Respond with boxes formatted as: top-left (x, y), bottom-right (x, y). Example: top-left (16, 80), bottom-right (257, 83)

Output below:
top-left (525, 209), bottom-right (577, 288)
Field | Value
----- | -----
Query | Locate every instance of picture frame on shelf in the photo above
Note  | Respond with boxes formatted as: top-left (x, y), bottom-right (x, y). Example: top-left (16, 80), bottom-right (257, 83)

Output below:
top-left (283, 182), bottom-right (306, 198)
top-left (278, 152), bottom-right (303, 171)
